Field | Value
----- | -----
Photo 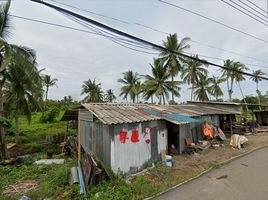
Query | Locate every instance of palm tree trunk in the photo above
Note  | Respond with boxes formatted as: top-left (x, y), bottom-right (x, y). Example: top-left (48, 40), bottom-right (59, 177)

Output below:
top-left (45, 86), bottom-right (48, 101)
top-left (191, 82), bottom-right (194, 101)
top-left (171, 75), bottom-right (174, 101)
top-left (237, 81), bottom-right (248, 111)
top-left (0, 82), bottom-right (8, 159)
top-left (163, 95), bottom-right (166, 105)
top-left (151, 96), bottom-right (153, 104)
top-left (15, 110), bottom-right (19, 144)
top-left (257, 82), bottom-right (261, 110)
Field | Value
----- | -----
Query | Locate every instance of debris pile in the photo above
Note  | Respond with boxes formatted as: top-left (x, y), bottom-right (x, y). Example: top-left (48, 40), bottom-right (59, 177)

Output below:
top-left (2, 180), bottom-right (38, 196)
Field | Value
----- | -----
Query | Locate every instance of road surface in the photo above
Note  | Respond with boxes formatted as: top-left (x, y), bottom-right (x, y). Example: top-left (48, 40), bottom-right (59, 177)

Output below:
top-left (154, 147), bottom-right (268, 200)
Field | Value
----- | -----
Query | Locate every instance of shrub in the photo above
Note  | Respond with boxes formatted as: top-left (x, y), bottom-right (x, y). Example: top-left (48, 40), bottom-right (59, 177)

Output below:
top-left (40, 107), bottom-right (60, 123)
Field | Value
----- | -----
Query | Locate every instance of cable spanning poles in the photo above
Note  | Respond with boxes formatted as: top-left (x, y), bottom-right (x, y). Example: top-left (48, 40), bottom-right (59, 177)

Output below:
top-left (158, 0), bottom-right (268, 44)
top-left (221, 0), bottom-right (268, 27)
top-left (47, 0), bottom-right (268, 64)
top-left (30, 0), bottom-right (268, 81)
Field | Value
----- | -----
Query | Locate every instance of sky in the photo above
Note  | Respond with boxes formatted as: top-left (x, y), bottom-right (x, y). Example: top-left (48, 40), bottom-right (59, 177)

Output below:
top-left (6, 0), bottom-right (268, 102)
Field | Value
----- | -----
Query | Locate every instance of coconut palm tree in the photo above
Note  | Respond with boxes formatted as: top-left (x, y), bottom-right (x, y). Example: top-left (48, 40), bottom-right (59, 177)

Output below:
top-left (250, 69), bottom-right (266, 108)
top-left (5, 49), bottom-right (42, 144)
top-left (233, 62), bottom-right (249, 110)
top-left (181, 55), bottom-right (208, 101)
top-left (209, 76), bottom-right (224, 101)
top-left (118, 70), bottom-right (140, 103)
top-left (193, 75), bottom-right (212, 101)
top-left (159, 33), bottom-right (190, 102)
top-left (42, 75), bottom-right (58, 102)
top-left (221, 59), bottom-right (235, 101)
top-left (81, 78), bottom-right (103, 102)
top-left (143, 58), bottom-right (181, 104)
top-left (105, 89), bottom-right (116, 103)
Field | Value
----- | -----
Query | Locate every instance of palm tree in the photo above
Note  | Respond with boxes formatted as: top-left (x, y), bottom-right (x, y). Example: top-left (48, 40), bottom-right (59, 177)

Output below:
top-left (42, 75), bottom-right (58, 101)
top-left (209, 76), bottom-right (224, 101)
top-left (233, 62), bottom-right (249, 110)
top-left (143, 58), bottom-right (181, 104)
top-left (159, 33), bottom-right (190, 102)
top-left (221, 59), bottom-right (235, 102)
top-left (251, 69), bottom-right (266, 108)
top-left (181, 55), bottom-right (208, 101)
top-left (5, 49), bottom-right (42, 144)
top-left (193, 75), bottom-right (212, 101)
top-left (105, 89), bottom-right (116, 103)
top-left (118, 70), bottom-right (140, 103)
top-left (81, 78), bottom-right (103, 102)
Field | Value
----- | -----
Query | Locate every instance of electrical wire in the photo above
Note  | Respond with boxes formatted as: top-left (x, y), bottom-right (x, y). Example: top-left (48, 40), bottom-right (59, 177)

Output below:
top-left (10, 13), bottom-right (268, 69)
top-left (238, 0), bottom-right (268, 19)
top-left (30, 0), bottom-right (268, 81)
top-left (221, 0), bottom-right (268, 27)
top-left (246, 0), bottom-right (268, 15)
top-left (158, 0), bottom-right (268, 44)
top-left (48, 0), bottom-right (268, 64)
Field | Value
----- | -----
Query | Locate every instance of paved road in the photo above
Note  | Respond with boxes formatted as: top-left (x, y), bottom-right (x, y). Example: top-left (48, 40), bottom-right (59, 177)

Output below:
top-left (154, 147), bottom-right (268, 200)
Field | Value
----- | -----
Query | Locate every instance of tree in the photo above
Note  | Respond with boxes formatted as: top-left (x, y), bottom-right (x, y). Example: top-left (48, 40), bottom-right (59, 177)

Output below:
top-left (233, 62), bottom-right (249, 111)
top-left (159, 33), bottom-right (190, 102)
top-left (81, 78), bottom-right (103, 102)
top-left (209, 76), bottom-right (224, 101)
top-left (221, 59), bottom-right (234, 101)
top-left (143, 58), bottom-right (181, 104)
top-left (193, 75), bottom-right (212, 101)
top-left (181, 55), bottom-right (208, 101)
top-left (105, 89), bottom-right (116, 103)
top-left (118, 70), bottom-right (140, 103)
top-left (42, 74), bottom-right (58, 101)
top-left (5, 48), bottom-right (42, 144)
top-left (250, 69), bottom-right (266, 108)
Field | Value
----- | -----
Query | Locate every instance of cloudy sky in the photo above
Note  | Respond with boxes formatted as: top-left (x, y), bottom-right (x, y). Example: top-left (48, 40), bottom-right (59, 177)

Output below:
top-left (7, 0), bottom-right (268, 102)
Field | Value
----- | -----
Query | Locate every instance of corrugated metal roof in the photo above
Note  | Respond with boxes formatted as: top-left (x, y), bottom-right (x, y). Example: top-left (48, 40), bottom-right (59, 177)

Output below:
top-left (81, 103), bottom-right (241, 125)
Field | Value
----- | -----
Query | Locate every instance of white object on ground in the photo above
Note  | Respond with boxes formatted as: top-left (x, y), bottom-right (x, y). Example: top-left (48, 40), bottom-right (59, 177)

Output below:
top-left (165, 155), bottom-right (173, 167)
top-left (35, 159), bottom-right (65, 165)
top-left (230, 134), bottom-right (248, 149)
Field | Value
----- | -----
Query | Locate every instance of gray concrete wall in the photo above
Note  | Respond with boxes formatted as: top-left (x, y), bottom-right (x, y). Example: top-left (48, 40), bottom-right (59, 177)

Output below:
top-left (111, 120), bottom-right (167, 175)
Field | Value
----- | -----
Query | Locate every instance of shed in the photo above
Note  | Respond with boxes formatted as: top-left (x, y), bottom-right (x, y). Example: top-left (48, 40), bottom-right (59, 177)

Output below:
top-left (62, 102), bottom-right (242, 175)
top-left (254, 111), bottom-right (268, 126)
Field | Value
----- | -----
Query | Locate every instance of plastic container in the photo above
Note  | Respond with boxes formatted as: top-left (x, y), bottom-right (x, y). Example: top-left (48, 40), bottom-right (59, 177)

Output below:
top-left (165, 155), bottom-right (173, 167)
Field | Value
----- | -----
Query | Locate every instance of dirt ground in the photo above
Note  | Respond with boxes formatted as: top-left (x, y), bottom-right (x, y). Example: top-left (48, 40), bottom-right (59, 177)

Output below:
top-left (143, 132), bottom-right (268, 194)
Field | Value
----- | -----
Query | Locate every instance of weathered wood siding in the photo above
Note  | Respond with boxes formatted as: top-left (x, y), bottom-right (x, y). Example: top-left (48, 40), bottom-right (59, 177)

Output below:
top-left (110, 120), bottom-right (167, 175)
top-left (80, 110), bottom-right (112, 167)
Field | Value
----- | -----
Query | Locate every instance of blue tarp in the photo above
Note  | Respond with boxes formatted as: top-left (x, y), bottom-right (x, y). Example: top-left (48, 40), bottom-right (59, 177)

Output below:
top-left (165, 113), bottom-right (199, 123)
top-left (140, 108), bottom-right (199, 123)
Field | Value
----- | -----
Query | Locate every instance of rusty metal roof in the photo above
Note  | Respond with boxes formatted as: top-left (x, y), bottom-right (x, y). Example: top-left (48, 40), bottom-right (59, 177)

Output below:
top-left (81, 103), bottom-right (241, 125)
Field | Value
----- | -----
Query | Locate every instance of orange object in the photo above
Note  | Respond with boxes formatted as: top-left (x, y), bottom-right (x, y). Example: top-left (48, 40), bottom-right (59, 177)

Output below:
top-left (203, 123), bottom-right (213, 138)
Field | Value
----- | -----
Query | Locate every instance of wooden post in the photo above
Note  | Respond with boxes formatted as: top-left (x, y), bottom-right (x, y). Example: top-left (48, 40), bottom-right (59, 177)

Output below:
top-left (77, 109), bottom-right (81, 163)
top-left (229, 114), bottom-right (233, 135)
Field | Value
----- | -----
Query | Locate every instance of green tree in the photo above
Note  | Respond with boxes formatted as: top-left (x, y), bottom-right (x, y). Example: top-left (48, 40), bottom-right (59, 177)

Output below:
top-left (105, 89), bottom-right (116, 103)
top-left (221, 59), bottom-right (235, 101)
top-left (209, 76), bottom-right (224, 101)
top-left (233, 62), bottom-right (249, 111)
top-left (118, 70), bottom-right (140, 103)
top-left (143, 58), bottom-right (181, 104)
top-left (5, 48), bottom-right (42, 144)
top-left (159, 33), bottom-right (190, 102)
top-left (81, 78), bottom-right (103, 102)
top-left (250, 69), bottom-right (266, 108)
top-left (193, 75), bottom-right (212, 101)
top-left (181, 55), bottom-right (208, 101)
top-left (42, 74), bottom-right (58, 102)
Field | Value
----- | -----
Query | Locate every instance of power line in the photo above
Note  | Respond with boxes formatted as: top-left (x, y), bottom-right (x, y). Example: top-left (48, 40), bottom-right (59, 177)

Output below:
top-left (47, 0), bottom-right (268, 65)
top-left (30, 0), bottom-right (268, 81)
top-left (245, 0), bottom-right (268, 15)
top-left (11, 13), bottom-right (268, 69)
top-left (221, 0), bottom-right (268, 27)
top-left (238, 0), bottom-right (268, 19)
top-left (158, 0), bottom-right (268, 44)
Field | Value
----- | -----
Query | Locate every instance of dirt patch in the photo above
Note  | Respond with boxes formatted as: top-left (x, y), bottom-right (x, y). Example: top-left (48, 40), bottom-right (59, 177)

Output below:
top-left (2, 179), bottom-right (39, 196)
top-left (145, 132), bottom-right (268, 192)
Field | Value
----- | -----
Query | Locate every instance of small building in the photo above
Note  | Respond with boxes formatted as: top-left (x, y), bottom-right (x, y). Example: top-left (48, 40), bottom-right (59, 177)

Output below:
top-left (254, 111), bottom-right (268, 126)
top-left (62, 102), bottom-right (242, 175)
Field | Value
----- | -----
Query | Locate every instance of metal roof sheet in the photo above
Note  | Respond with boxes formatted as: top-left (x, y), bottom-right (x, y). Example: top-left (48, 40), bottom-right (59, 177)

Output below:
top-left (80, 103), bottom-right (241, 125)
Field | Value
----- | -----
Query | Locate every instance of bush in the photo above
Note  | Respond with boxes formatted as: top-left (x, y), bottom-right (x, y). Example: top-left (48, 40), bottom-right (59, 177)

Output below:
top-left (40, 107), bottom-right (60, 123)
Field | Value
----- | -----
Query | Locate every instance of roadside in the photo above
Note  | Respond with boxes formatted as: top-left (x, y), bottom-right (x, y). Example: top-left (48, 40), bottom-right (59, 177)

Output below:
top-left (153, 144), bottom-right (268, 200)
